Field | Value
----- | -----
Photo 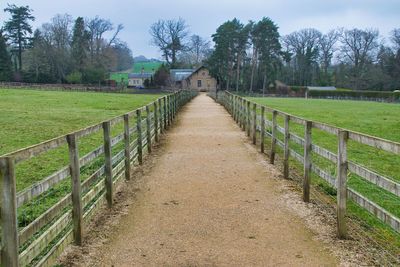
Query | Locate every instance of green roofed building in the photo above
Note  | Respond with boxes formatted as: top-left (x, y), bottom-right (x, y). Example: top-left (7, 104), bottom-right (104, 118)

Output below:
top-left (133, 61), bottom-right (163, 74)
top-left (109, 72), bottom-right (129, 85)
top-left (109, 57), bottom-right (163, 85)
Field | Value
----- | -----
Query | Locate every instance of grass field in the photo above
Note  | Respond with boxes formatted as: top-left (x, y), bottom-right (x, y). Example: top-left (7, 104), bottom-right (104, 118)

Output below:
top-left (132, 61), bottom-right (162, 73)
top-left (249, 96), bottom-right (400, 250)
top-left (0, 89), bottom-right (163, 226)
top-left (0, 89), bottom-right (161, 156)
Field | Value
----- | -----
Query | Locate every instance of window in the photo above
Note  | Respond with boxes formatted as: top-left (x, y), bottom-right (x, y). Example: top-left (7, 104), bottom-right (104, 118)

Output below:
top-left (197, 80), bottom-right (202, 87)
top-left (202, 72), bottom-right (206, 76)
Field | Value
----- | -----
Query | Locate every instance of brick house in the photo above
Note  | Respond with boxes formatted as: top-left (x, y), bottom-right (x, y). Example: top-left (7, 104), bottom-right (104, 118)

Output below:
top-left (170, 66), bottom-right (217, 91)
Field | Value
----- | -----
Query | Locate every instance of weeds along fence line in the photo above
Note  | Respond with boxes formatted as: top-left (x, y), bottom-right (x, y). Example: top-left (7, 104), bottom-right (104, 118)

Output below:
top-left (214, 91), bottom-right (400, 240)
top-left (0, 82), bottom-right (122, 92)
top-left (0, 90), bottom-right (197, 267)
top-left (0, 82), bottom-right (177, 94)
top-left (224, 89), bottom-right (400, 104)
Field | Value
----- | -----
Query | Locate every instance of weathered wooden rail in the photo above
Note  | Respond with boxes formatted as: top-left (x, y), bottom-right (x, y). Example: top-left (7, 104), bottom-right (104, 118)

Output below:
top-left (216, 91), bottom-right (400, 239)
top-left (0, 90), bottom-right (197, 267)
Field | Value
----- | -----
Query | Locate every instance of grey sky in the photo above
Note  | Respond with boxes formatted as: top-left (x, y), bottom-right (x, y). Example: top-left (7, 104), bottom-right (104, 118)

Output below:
top-left (1, 0), bottom-right (399, 59)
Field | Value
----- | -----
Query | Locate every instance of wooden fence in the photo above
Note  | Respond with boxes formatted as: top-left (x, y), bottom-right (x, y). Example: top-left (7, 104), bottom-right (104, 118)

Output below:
top-left (0, 90), bottom-right (197, 267)
top-left (216, 91), bottom-right (400, 239)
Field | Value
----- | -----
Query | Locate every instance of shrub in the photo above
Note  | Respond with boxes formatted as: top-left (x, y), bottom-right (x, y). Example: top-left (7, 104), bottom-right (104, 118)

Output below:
top-left (308, 90), bottom-right (400, 102)
top-left (66, 71), bottom-right (82, 84)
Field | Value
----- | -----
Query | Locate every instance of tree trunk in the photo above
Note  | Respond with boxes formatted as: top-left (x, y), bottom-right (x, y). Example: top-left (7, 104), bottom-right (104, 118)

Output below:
top-left (262, 72), bottom-right (267, 97)
top-left (18, 40), bottom-right (22, 71)
top-left (250, 47), bottom-right (258, 93)
top-left (236, 54), bottom-right (241, 92)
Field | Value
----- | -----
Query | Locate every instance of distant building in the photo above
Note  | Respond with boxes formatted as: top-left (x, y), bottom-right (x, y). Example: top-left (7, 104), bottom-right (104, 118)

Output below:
top-left (170, 66), bottom-right (217, 91)
top-left (307, 86), bottom-right (337, 91)
top-left (170, 69), bottom-right (194, 89)
top-left (128, 73), bottom-right (152, 88)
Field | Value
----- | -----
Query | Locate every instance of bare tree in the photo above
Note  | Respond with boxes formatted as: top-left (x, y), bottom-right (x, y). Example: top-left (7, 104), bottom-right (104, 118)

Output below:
top-left (38, 14), bottom-right (73, 82)
top-left (108, 24), bottom-right (124, 46)
top-left (178, 35), bottom-right (211, 66)
top-left (319, 29), bottom-right (339, 75)
top-left (339, 28), bottom-right (379, 89)
top-left (87, 16), bottom-right (113, 61)
top-left (150, 18), bottom-right (189, 67)
top-left (283, 28), bottom-right (321, 86)
top-left (390, 28), bottom-right (400, 52)
top-left (189, 35), bottom-right (210, 65)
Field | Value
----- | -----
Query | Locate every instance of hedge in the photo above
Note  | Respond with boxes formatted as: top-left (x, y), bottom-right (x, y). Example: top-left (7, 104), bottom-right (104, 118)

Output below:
top-left (308, 90), bottom-right (400, 102)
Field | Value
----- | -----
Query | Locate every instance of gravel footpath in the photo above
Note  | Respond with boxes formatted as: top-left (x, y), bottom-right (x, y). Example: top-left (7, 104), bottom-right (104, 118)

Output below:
top-left (59, 93), bottom-right (340, 266)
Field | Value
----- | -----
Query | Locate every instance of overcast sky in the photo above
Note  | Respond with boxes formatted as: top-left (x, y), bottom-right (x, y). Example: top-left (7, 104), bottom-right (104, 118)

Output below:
top-left (0, 0), bottom-right (399, 59)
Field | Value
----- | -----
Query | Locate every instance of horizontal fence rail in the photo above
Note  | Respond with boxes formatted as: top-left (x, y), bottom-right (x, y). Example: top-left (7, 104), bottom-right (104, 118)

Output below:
top-left (0, 90), bottom-right (197, 267)
top-left (214, 91), bottom-right (400, 240)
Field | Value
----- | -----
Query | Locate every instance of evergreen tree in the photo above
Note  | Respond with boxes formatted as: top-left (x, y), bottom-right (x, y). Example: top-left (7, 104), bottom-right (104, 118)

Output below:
top-left (0, 30), bottom-right (12, 81)
top-left (3, 4), bottom-right (35, 72)
top-left (256, 17), bottom-right (282, 93)
top-left (154, 64), bottom-right (169, 86)
top-left (71, 17), bottom-right (89, 72)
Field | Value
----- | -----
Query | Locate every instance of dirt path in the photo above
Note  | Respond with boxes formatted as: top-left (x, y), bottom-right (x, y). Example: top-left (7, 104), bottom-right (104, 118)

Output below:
top-left (64, 94), bottom-right (339, 266)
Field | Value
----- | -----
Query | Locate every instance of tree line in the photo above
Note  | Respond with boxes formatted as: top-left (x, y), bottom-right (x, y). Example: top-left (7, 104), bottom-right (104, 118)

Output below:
top-left (149, 18), bottom-right (211, 69)
top-left (207, 18), bottom-right (400, 91)
top-left (0, 4), bottom-right (133, 84)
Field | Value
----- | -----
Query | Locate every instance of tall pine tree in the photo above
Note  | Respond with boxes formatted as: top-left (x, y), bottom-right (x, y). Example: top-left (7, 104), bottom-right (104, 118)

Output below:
top-left (71, 17), bottom-right (89, 72)
top-left (0, 30), bottom-right (12, 81)
top-left (3, 4), bottom-right (35, 72)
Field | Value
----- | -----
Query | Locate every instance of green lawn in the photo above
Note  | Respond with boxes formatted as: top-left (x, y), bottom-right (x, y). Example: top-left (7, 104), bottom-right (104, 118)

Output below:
top-left (249, 97), bottom-right (400, 143)
top-left (248, 97), bottom-right (400, 251)
top-left (0, 89), bottom-right (160, 155)
top-left (0, 89), bottom-right (162, 227)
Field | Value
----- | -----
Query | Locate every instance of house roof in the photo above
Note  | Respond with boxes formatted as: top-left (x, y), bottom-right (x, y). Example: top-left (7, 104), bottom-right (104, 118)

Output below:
top-left (170, 69), bottom-right (195, 81)
top-left (307, 86), bottom-right (337, 91)
top-left (185, 66), bottom-right (208, 80)
top-left (128, 73), bottom-right (153, 79)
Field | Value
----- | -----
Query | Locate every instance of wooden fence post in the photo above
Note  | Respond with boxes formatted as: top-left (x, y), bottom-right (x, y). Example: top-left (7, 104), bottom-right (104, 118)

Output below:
top-left (239, 98), bottom-right (243, 129)
top-left (167, 95), bottom-right (171, 127)
top-left (246, 100), bottom-right (251, 137)
top-left (260, 106), bottom-right (265, 153)
top-left (163, 97), bottom-right (167, 130)
top-left (170, 94), bottom-right (174, 121)
top-left (0, 157), bottom-right (19, 267)
top-left (67, 134), bottom-right (83, 245)
top-left (242, 99), bottom-right (246, 130)
top-left (136, 109), bottom-right (143, 165)
top-left (173, 93), bottom-right (177, 118)
top-left (252, 103), bottom-right (257, 145)
top-left (173, 93), bottom-right (176, 118)
top-left (337, 130), bottom-right (349, 239)
top-left (236, 97), bottom-right (240, 125)
top-left (123, 114), bottom-right (131, 181)
top-left (233, 96), bottom-right (237, 122)
top-left (170, 94), bottom-right (173, 124)
top-left (103, 121), bottom-right (113, 208)
top-left (154, 102), bottom-right (159, 142)
top-left (158, 98), bottom-right (164, 134)
top-left (283, 115), bottom-right (290, 179)
top-left (146, 105), bottom-right (152, 154)
top-left (303, 121), bottom-right (312, 203)
top-left (270, 110), bottom-right (277, 164)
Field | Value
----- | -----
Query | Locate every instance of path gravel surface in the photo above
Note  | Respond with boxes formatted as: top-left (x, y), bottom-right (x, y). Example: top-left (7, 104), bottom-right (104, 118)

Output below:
top-left (61, 93), bottom-right (338, 266)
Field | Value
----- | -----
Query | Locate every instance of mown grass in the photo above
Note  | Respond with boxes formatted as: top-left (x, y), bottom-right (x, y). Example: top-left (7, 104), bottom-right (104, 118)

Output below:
top-left (248, 96), bottom-right (400, 254)
top-left (0, 89), bottom-right (163, 227)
